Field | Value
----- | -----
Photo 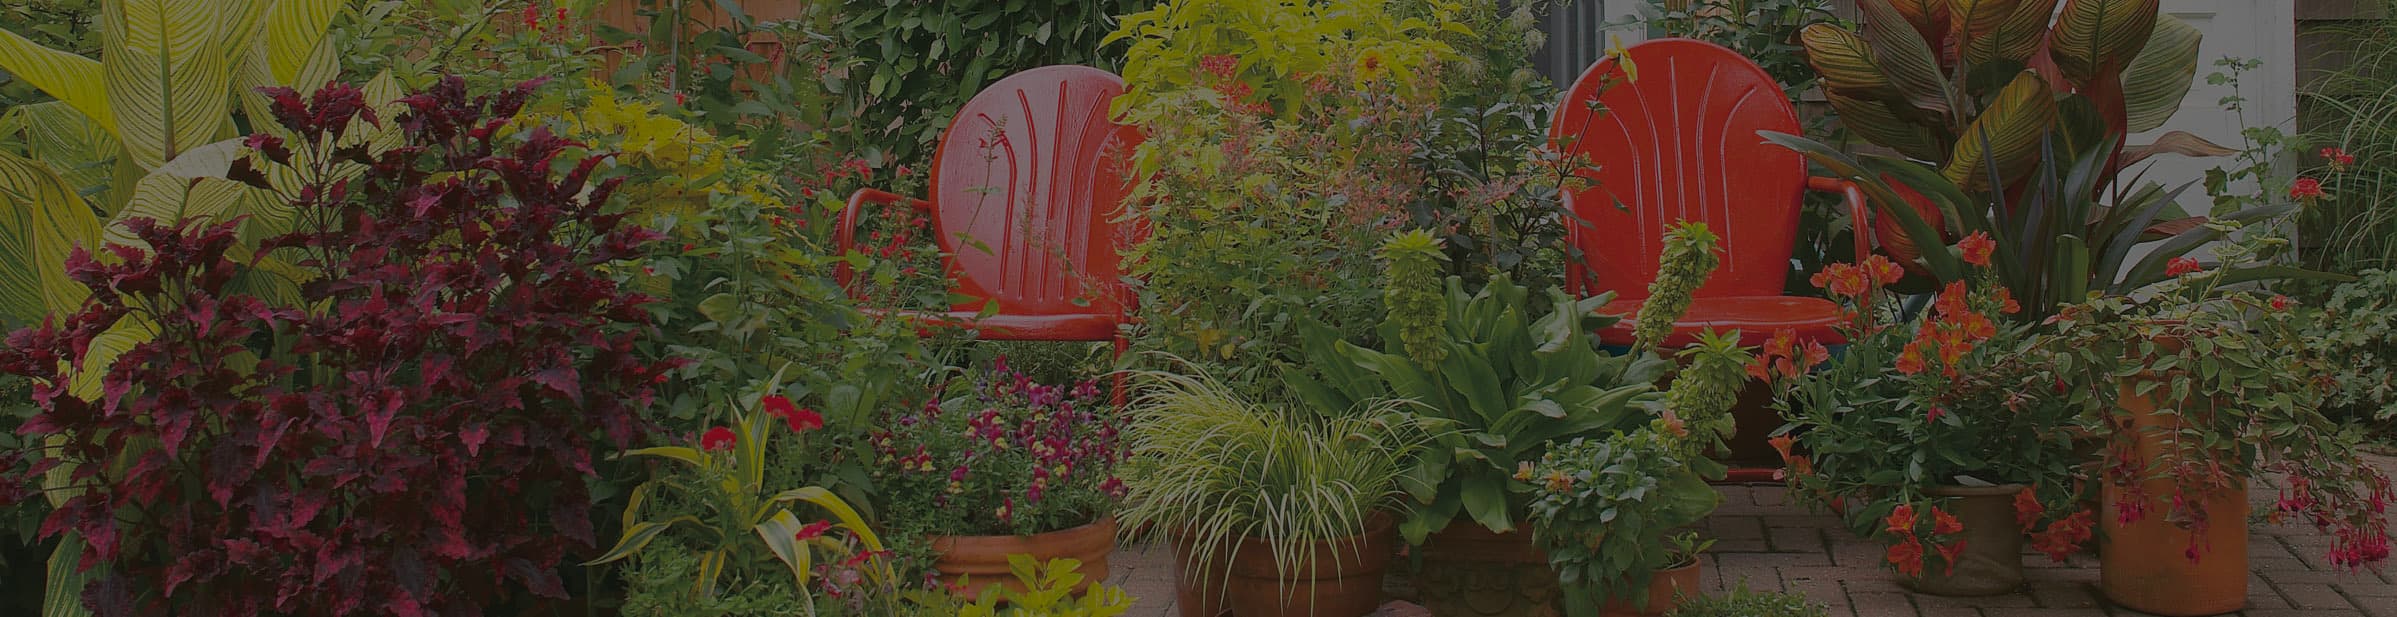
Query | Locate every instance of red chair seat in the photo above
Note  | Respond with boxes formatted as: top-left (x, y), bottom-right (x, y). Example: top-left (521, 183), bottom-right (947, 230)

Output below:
top-left (864, 308), bottom-right (1122, 341)
top-left (1595, 296), bottom-right (1848, 348)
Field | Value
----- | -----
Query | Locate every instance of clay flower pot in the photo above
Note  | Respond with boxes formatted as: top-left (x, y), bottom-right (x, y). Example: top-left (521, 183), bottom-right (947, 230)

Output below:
top-left (2099, 376), bottom-right (2248, 616)
top-left (1599, 558), bottom-right (1703, 617)
top-left (1173, 516), bottom-right (1396, 617)
top-left (1413, 524), bottom-right (1563, 617)
top-left (1902, 484), bottom-right (2027, 596)
top-left (928, 516), bottom-right (1117, 599)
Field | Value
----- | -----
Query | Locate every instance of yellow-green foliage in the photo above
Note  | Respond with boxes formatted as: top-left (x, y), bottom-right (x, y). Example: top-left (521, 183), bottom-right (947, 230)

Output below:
top-left (1107, 0), bottom-right (1468, 118)
top-left (1380, 230), bottom-right (1451, 369)
top-left (1632, 222), bottom-right (1722, 357)
top-left (547, 82), bottom-right (776, 212)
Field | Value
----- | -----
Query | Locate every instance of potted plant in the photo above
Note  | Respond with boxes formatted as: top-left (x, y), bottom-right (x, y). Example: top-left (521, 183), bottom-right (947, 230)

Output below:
top-left (1117, 368), bottom-right (1421, 617)
top-left (2039, 230), bottom-right (2395, 615)
top-left (1756, 240), bottom-right (2089, 596)
top-left (872, 360), bottom-right (1127, 598)
top-left (1289, 231), bottom-right (1672, 615)
top-left (1525, 429), bottom-right (1719, 617)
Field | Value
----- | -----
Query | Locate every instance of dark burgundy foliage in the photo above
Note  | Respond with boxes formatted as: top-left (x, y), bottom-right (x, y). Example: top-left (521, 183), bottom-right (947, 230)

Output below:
top-left (0, 77), bottom-right (669, 617)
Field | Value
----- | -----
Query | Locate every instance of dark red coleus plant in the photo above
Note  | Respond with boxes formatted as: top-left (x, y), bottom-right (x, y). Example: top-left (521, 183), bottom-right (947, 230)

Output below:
top-left (0, 77), bottom-right (670, 617)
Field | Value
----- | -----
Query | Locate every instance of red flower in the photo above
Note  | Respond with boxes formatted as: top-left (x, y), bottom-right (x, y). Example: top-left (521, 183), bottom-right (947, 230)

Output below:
top-left (1934, 540), bottom-right (1968, 576)
top-left (1932, 507), bottom-right (1963, 535)
top-left (2013, 488), bottom-right (2045, 529)
top-left (2165, 257), bottom-right (2204, 277)
top-left (2270, 294), bottom-right (2295, 311)
top-left (1811, 263), bottom-right (1870, 298)
top-left (793, 520), bottom-right (835, 541)
top-left (1885, 504), bottom-right (1918, 535)
top-left (1862, 254), bottom-right (1905, 286)
top-left (2323, 147), bottom-right (2357, 167)
top-left (761, 395), bottom-right (824, 433)
top-left (1925, 406), bottom-right (1946, 423)
top-left (2030, 510), bottom-right (2094, 562)
top-left (2292, 177), bottom-right (2326, 199)
top-left (1886, 536), bottom-right (1926, 577)
top-left (701, 426), bottom-right (736, 452)
top-left (1957, 232), bottom-right (1995, 267)
top-left (1201, 54), bottom-right (1240, 80)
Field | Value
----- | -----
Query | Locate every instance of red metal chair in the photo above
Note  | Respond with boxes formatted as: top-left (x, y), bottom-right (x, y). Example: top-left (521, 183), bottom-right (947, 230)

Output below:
top-left (835, 65), bottom-right (1143, 354)
top-left (1550, 38), bottom-right (1870, 350)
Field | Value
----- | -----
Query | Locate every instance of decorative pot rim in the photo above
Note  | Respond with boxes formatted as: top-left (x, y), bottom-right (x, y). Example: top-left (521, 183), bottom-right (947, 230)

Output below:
top-left (927, 515), bottom-right (1118, 550)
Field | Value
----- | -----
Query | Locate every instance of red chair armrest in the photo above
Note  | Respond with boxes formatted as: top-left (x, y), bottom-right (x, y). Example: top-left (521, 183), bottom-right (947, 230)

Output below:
top-left (835, 188), bottom-right (933, 292)
top-left (1805, 176), bottom-right (1871, 267)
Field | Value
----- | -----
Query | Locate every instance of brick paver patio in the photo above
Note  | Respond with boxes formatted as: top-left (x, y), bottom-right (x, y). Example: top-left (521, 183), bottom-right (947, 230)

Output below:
top-left (1107, 457), bottom-right (2397, 617)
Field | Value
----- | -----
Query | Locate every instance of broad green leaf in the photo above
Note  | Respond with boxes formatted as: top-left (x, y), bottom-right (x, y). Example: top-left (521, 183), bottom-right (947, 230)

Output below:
top-left (579, 516), bottom-right (700, 565)
top-left (103, 0), bottom-right (255, 169)
top-left (773, 486), bottom-right (887, 552)
top-left (1885, 0), bottom-right (1952, 43)
top-left (1857, 0), bottom-right (1952, 113)
top-left (109, 140), bottom-right (275, 249)
top-left (0, 151), bottom-right (103, 324)
top-left (622, 446), bottom-right (706, 467)
top-left (755, 510), bottom-right (817, 591)
top-left (1824, 92), bottom-right (1943, 162)
top-left (1459, 475), bottom-right (1512, 533)
top-left (2120, 15), bottom-right (2200, 133)
top-left (6, 102), bottom-right (118, 193)
top-left (1962, 0), bottom-right (2060, 65)
top-left (69, 313), bottom-right (157, 402)
top-left (44, 533), bottom-right (89, 617)
top-left (2049, 0), bottom-right (2161, 84)
top-left (0, 28), bottom-right (113, 136)
top-left (1799, 24), bottom-right (1893, 98)
top-left (1942, 71), bottom-right (2056, 191)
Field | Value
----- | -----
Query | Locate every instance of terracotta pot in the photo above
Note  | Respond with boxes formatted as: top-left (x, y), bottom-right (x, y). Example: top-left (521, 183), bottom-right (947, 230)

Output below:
top-left (2099, 349), bottom-right (2249, 616)
top-left (1413, 524), bottom-right (1562, 617)
top-left (1598, 559), bottom-right (1703, 617)
top-left (928, 516), bottom-right (1117, 599)
top-left (1902, 484), bottom-right (2027, 596)
top-left (1173, 516), bottom-right (1396, 617)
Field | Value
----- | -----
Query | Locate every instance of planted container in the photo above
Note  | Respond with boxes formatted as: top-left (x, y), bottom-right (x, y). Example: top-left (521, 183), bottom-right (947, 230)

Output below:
top-left (1902, 484), bottom-right (2027, 596)
top-left (1599, 559), bottom-right (1702, 617)
top-left (929, 516), bottom-right (1117, 598)
top-left (2099, 377), bottom-right (2247, 616)
top-left (1413, 524), bottom-right (1563, 617)
top-left (1174, 516), bottom-right (1396, 617)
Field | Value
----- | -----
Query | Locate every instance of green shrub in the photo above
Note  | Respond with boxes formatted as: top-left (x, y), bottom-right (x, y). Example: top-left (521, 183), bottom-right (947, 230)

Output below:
top-left (1665, 582), bottom-right (1831, 617)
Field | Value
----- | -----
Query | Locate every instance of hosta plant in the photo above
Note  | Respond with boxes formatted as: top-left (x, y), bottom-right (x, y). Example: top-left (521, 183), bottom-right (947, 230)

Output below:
top-left (0, 77), bottom-right (671, 616)
top-left (1291, 268), bottom-right (1668, 543)
top-left (1756, 239), bottom-right (2089, 576)
top-left (586, 392), bottom-right (899, 611)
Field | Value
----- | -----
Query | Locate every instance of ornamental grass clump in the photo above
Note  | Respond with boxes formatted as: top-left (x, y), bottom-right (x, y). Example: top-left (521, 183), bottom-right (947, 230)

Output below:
top-left (1115, 367), bottom-right (1419, 576)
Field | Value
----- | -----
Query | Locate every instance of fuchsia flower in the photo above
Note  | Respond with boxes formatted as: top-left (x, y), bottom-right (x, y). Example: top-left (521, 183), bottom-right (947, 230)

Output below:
top-left (793, 520), bottom-right (835, 541)
top-left (2271, 295), bottom-right (2295, 311)
top-left (2292, 177), bottom-right (2327, 199)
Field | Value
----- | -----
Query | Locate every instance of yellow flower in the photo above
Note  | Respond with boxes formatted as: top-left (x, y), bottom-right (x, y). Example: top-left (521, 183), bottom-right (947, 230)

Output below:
top-left (1355, 48), bottom-right (1391, 85)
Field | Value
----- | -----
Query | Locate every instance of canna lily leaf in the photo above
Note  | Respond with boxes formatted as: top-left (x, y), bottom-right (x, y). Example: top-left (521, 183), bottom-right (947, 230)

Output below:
top-left (0, 29), bottom-right (112, 138)
top-left (1943, 71), bottom-right (2056, 191)
top-left (103, 0), bottom-right (257, 170)
top-left (1799, 24), bottom-right (1895, 99)
top-left (1857, 0), bottom-right (1952, 113)
top-left (2120, 15), bottom-right (2201, 133)
top-left (1884, 0), bottom-right (1954, 45)
top-left (1962, 0), bottom-right (2060, 66)
top-left (2048, 0), bottom-right (2161, 85)
top-left (2120, 130), bottom-right (2233, 168)
top-left (1823, 91), bottom-right (1945, 162)
top-left (580, 516), bottom-right (702, 566)
top-left (0, 150), bottom-right (103, 324)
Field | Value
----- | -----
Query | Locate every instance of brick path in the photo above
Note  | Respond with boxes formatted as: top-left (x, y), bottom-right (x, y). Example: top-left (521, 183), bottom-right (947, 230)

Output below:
top-left (1109, 463), bottom-right (2397, 617)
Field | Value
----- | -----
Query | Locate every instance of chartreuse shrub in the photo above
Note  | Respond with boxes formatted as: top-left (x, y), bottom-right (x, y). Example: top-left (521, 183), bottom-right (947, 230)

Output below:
top-left (1110, 0), bottom-right (1468, 393)
top-left (0, 77), bottom-right (671, 615)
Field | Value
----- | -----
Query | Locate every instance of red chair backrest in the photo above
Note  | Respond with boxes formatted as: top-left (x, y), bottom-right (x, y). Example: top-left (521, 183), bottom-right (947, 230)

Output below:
top-left (1551, 39), bottom-right (1807, 300)
top-left (931, 65), bottom-right (1144, 318)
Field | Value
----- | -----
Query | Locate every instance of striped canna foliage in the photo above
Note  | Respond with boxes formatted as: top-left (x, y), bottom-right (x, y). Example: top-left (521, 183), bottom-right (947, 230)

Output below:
top-left (1797, 0), bottom-right (2208, 190)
